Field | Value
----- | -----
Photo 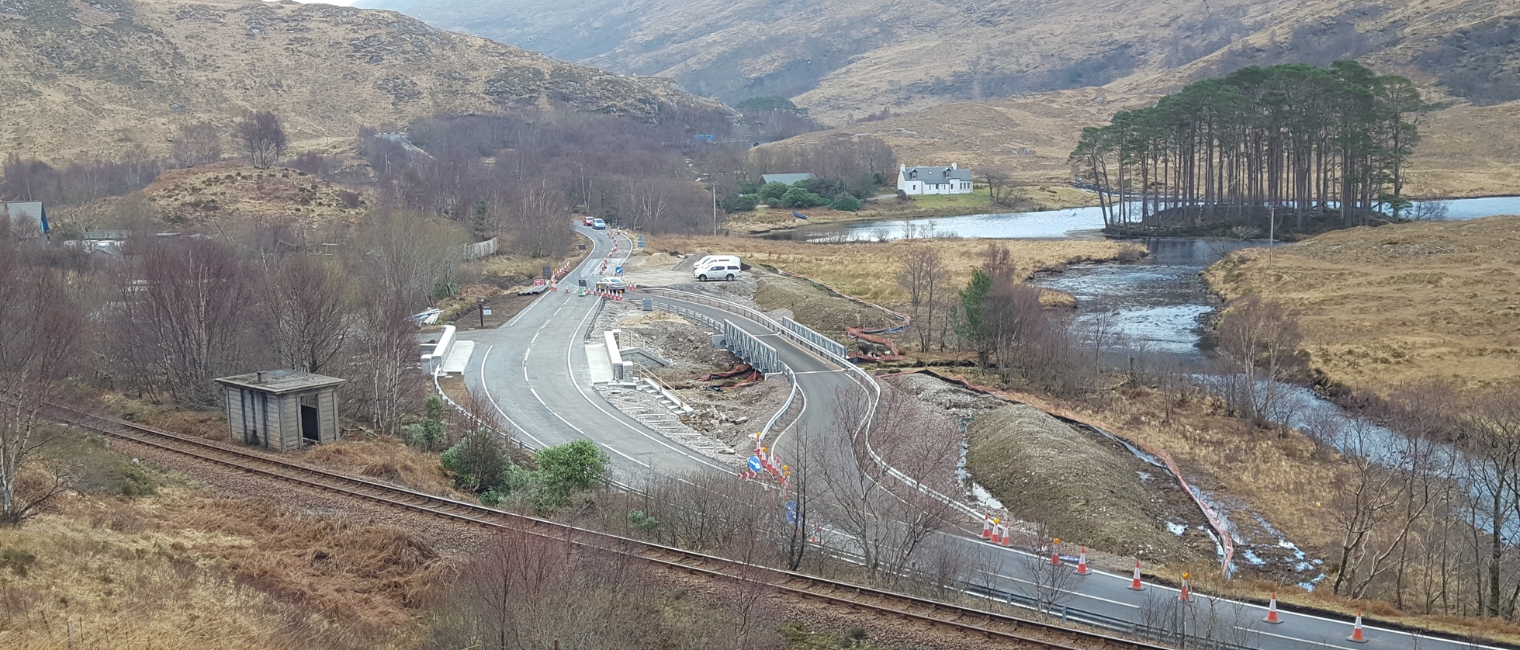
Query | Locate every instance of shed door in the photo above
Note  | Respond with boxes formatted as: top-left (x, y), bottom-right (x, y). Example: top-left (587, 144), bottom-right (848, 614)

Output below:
top-left (300, 395), bottom-right (319, 443)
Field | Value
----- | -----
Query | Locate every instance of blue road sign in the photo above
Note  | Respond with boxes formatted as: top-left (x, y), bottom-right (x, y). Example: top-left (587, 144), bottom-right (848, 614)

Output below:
top-left (785, 500), bottom-right (797, 512)
top-left (615, 266), bottom-right (623, 275)
top-left (747, 456), bottom-right (762, 472)
top-left (786, 509), bottom-right (797, 524)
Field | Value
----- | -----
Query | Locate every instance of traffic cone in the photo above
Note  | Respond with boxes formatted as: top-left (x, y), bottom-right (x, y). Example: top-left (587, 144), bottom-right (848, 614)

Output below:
top-left (1264, 592), bottom-right (1282, 624)
top-left (1128, 561), bottom-right (1144, 591)
top-left (990, 519), bottom-right (1002, 545)
top-left (1348, 610), bottom-right (1367, 643)
top-left (1075, 548), bottom-right (1090, 575)
top-left (980, 516), bottom-right (992, 540)
top-left (1000, 525), bottom-right (1012, 547)
top-left (1050, 538), bottom-right (1062, 566)
top-left (1179, 573), bottom-right (1191, 602)
top-left (809, 524), bottom-right (820, 544)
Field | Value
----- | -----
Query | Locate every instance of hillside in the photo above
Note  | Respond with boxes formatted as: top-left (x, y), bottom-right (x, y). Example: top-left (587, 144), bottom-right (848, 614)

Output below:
top-left (1203, 215), bottom-right (1520, 395)
top-left (361, 0), bottom-right (1518, 118)
top-left (0, 0), bottom-right (724, 163)
top-left (365, 0), bottom-right (1520, 196)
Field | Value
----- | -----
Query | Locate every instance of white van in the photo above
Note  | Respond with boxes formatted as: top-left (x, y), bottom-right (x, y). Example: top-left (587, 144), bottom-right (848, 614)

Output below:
top-left (693, 255), bottom-right (739, 272)
top-left (695, 256), bottom-right (742, 282)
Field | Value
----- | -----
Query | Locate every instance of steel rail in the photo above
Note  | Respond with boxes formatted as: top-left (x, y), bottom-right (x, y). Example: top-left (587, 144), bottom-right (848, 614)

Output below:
top-left (31, 399), bottom-right (1163, 650)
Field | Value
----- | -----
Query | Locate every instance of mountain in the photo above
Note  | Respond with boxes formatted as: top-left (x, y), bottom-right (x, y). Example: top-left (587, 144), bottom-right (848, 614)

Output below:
top-left (360, 0), bottom-right (1517, 197)
top-left (0, 0), bottom-right (724, 162)
top-left (357, 0), bottom-right (1519, 120)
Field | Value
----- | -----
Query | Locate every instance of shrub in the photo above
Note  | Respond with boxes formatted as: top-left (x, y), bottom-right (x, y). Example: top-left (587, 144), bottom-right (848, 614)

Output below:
top-left (722, 194), bottom-right (759, 212)
top-left (534, 440), bottom-right (609, 508)
top-left (440, 429), bottom-right (512, 493)
top-left (404, 396), bottom-right (448, 452)
top-left (780, 186), bottom-right (826, 209)
top-left (757, 181), bottom-right (792, 203)
top-left (829, 194), bottom-right (862, 212)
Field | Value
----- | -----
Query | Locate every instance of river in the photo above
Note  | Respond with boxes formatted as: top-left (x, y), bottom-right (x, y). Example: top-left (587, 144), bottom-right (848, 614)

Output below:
top-left (775, 196), bottom-right (1520, 365)
top-left (787, 196), bottom-right (1520, 581)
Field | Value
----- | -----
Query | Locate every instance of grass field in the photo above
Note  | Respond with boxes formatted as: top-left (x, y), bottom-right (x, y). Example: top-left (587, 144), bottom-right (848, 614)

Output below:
top-left (1203, 215), bottom-right (1520, 395)
top-left (647, 235), bottom-right (1144, 307)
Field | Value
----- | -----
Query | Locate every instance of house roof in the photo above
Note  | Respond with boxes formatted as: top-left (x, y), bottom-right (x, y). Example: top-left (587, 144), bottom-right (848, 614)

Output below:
top-left (3, 202), bottom-right (46, 233)
top-left (762, 173), bottom-right (814, 185)
top-left (902, 166), bottom-right (973, 184)
top-left (215, 369), bottom-right (346, 395)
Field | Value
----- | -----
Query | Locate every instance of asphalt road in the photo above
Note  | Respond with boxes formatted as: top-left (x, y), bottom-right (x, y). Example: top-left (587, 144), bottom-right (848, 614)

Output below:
top-left (462, 225), bottom-right (1507, 650)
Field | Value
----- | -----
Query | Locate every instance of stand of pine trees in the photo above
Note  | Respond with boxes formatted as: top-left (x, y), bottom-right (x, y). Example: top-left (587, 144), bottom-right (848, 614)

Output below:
top-left (1070, 61), bottom-right (1424, 236)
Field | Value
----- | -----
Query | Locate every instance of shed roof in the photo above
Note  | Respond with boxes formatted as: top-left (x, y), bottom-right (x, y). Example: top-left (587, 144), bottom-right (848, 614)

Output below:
top-left (762, 173), bottom-right (814, 185)
top-left (215, 370), bottom-right (346, 395)
top-left (3, 201), bottom-right (47, 234)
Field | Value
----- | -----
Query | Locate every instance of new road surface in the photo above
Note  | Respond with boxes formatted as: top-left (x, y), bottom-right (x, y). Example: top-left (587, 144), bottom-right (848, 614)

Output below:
top-left (461, 225), bottom-right (1507, 650)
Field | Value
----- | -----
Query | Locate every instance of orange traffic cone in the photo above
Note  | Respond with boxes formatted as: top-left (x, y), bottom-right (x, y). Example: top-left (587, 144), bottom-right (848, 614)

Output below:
top-left (809, 524), bottom-right (821, 545)
top-left (980, 517), bottom-right (992, 541)
top-left (1265, 592), bottom-right (1282, 624)
top-left (1000, 525), bottom-right (1012, 547)
top-left (1050, 538), bottom-right (1062, 566)
top-left (1179, 573), bottom-right (1192, 602)
top-left (1075, 547), bottom-right (1090, 575)
top-left (1348, 610), bottom-right (1367, 643)
top-left (1128, 561), bottom-right (1144, 591)
top-left (990, 520), bottom-right (1002, 545)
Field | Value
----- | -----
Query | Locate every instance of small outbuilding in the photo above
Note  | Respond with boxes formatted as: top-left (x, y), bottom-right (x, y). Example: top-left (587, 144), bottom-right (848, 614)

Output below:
top-left (215, 370), bottom-right (345, 452)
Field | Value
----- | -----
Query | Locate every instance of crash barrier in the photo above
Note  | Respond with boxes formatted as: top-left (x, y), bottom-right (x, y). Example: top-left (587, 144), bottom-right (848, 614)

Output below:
top-left (722, 320), bottom-right (783, 375)
top-left (430, 367), bottom-right (528, 452)
top-left (639, 288), bottom-right (981, 521)
top-left (758, 366), bottom-right (801, 440)
top-left (960, 583), bottom-right (1257, 650)
top-left (460, 237), bottom-right (498, 260)
top-left (782, 317), bottom-right (847, 358)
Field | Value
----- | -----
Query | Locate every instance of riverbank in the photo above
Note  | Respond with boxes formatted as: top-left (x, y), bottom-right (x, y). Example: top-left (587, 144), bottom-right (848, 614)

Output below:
top-left (1202, 215), bottom-right (1520, 395)
top-left (724, 186), bottom-right (1096, 236)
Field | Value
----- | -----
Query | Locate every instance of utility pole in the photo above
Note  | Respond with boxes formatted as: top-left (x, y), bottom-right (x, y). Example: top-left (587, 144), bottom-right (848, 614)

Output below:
top-left (711, 177), bottom-right (718, 236)
top-left (477, 297), bottom-right (485, 329)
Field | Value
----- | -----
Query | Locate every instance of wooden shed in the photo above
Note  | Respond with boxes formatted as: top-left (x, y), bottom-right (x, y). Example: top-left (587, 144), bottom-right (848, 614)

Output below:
top-left (215, 370), bottom-right (345, 452)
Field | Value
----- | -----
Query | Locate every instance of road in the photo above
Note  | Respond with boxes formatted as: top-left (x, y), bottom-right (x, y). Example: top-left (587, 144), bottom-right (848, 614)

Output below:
top-left (462, 226), bottom-right (1507, 650)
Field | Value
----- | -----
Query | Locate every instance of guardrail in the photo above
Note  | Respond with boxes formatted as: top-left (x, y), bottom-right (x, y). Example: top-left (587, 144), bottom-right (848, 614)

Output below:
top-left (759, 366), bottom-right (801, 440)
top-left (782, 316), bottom-right (847, 358)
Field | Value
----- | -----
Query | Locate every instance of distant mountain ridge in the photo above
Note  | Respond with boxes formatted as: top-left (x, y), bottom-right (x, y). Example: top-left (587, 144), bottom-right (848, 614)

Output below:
top-left (0, 0), bottom-right (724, 162)
top-left (359, 0), bottom-right (1519, 121)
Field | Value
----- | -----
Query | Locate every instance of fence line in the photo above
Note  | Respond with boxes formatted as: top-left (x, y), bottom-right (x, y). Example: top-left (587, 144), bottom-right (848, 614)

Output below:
top-left (461, 237), bottom-right (498, 260)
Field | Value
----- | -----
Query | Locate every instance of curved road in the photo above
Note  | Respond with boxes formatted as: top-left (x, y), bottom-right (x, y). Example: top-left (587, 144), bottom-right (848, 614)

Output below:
top-left (462, 225), bottom-right (1505, 650)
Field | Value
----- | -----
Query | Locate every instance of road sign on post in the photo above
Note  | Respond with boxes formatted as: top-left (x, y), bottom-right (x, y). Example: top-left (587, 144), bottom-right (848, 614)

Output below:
top-left (542, 265), bottom-right (552, 280)
top-left (747, 456), bottom-right (762, 472)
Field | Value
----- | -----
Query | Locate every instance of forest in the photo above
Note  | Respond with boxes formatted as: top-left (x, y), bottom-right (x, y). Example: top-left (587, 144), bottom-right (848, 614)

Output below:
top-left (1070, 61), bottom-right (1425, 236)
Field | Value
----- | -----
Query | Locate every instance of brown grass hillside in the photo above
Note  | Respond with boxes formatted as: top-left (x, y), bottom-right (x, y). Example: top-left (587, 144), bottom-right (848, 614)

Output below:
top-left (1203, 215), bottom-right (1520, 395)
top-left (0, 0), bottom-right (722, 163)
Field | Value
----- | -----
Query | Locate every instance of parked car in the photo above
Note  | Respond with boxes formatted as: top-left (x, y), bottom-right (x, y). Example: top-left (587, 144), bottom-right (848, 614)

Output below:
top-left (592, 218), bottom-right (607, 230)
top-left (695, 260), bottom-right (741, 282)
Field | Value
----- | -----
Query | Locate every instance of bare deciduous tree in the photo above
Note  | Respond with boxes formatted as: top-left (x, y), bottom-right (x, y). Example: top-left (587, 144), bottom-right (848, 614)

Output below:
top-left (109, 236), bottom-right (254, 406)
top-left (1214, 295), bottom-right (1305, 425)
top-left (896, 246), bottom-right (949, 353)
top-left (261, 255), bottom-right (352, 374)
top-left (0, 229), bottom-right (85, 525)
top-left (816, 384), bottom-right (962, 584)
top-left (172, 122), bottom-right (223, 169)
top-left (237, 110), bottom-right (288, 169)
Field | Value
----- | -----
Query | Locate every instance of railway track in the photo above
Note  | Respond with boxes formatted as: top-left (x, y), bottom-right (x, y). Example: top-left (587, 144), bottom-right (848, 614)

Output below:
top-left (39, 400), bottom-right (1164, 650)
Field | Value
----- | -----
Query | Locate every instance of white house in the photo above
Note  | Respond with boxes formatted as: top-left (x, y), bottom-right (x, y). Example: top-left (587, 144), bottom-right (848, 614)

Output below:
top-left (897, 163), bottom-right (974, 196)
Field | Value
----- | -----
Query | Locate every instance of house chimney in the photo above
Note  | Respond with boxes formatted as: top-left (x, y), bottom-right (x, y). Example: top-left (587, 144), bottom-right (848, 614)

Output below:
top-left (951, 162), bottom-right (958, 169)
top-left (256, 371), bottom-right (265, 384)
